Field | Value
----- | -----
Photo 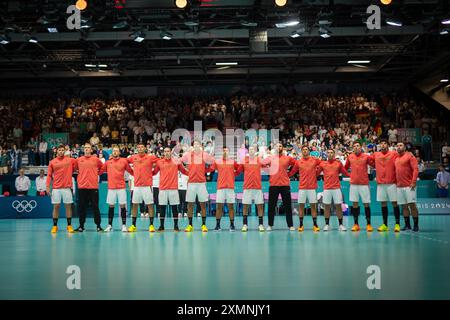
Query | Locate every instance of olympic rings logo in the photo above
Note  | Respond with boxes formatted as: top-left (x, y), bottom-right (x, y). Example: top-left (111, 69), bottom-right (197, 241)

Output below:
top-left (12, 200), bottom-right (37, 213)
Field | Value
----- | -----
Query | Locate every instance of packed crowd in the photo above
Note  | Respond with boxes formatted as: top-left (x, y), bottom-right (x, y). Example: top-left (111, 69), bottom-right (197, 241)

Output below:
top-left (0, 93), bottom-right (449, 175)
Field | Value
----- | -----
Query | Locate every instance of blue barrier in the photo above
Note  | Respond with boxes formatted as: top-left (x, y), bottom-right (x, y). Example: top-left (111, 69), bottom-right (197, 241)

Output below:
top-left (0, 196), bottom-right (67, 219)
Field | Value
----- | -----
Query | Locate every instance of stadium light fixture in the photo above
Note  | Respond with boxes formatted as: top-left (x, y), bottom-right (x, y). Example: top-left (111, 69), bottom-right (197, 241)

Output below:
top-left (113, 21), bottom-right (129, 29)
top-left (319, 27), bottom-right (331, 38)
top-left (347, 60), bottom-right (371, 64)
top-left (28, 37), bottom-right (38, 44)
top-left (240, 20), bottom-right (258, 27)
top-left (47, 27), bottom-right (58, 33)
top-left (132, 31), bottom-right (145, 42)
top-left (441, 18), bottom-right (450, 25)
top-left (161, 31), bottom-right (173, 40)
top-left (290, 26), bottom-right (305, 38)
top-left (76, 0), bottom-right (88, 11)
top-left (440, 79), bottom-right (449, 83)
top-left (175, 0), bottom-right (188, 9)
top-left (275, 19), bottom-right (299, 28)
top-left (386, 18), bottom-right (402, 27)
top-left (439, 29), bottom-right (448, 35)
top-left (215, 62), bottom-right (238, 66)
top-left (275, 0), bottom-right (288, 7)
top-left (0, 35), bottom-right (11, 45)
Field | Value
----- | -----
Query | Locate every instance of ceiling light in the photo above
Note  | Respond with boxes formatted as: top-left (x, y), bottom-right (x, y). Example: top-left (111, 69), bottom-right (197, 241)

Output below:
top-left (175, 0), bottom-right (188, 9)
top-left (184, 20), bottom-right (199, 27)
top-left (347, 60), bottom-right (371, 64)
top-left (85, 64), bottom-right (96, 67)
top-left (319, 27), bottom-right (331, 38)
top-left (98, 64), bottom-right (108, 68)
top-left (440, 79), bottom-right (449, 83)
top-left (275, 0), bottom-right (288, 7)
top-left (386, 18), bottom-right (402, 27)
top-left (439, 29), bottom-right (448, 35)
top-left (240, 20), bottom-right (258, 27)
top-left (275, 19), bottom-right (299, 28)
top-left (132, 31), bottom-right (145, 42)
top-left (113, 21), bottom-right (129, 29)
top-left (215, 62), bottom-right (238, 66)
top-left (161, 31), bottom-right (173, 40)
top-left (76, 0), bottom-right (88, 11)
top-left (441, 18), bottom-right (450, 25)
top-left (28, 37), bottom-right (38, 43)
top-left (0, 35), bottom-right (11, 45)
top-left (47, 27), bottom-right (58, 33)
top-left (290, 26), bottom-right (306, 38)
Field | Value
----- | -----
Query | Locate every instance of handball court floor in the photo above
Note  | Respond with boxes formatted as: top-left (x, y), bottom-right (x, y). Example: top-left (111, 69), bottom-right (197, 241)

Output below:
top-left (0, 216), bottom-right (449, 300)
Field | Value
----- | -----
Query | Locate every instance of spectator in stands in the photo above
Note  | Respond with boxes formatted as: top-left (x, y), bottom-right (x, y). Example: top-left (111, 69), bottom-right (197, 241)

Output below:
top-left (27, 137), bottom-right (37, 166)
top-left (0, 148), bottom-right (9, 175)
top-left (90, 132), bottom-right (100, 146)
top-left (39, 139), bottom-right (48, 166)
top-left (35, 169), bottom-right (47, 196)
top-left (13, 124), bottom-right (23, 148)
top-left (15, 168), bottom-right (30, 196)
top-left (388, 125), bottom-right (398, 144)
top-left (436, 164), bottom-right (450, 198)
top-left (421, 130), bottom-right (433, 163)
top-left (9, 144), bottom-right (22, 173)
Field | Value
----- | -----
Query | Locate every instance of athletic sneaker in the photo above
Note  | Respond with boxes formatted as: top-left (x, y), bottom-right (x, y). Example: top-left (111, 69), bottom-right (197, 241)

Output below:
top-left (178, 213), bottom-right (182, 219)
top-left (401, 225), bottom-right (412, 231)
top-left (140, 213), bottom-right (145, 218)
top-left (104, 225), bottom-right (113, 232)
top-left (214, 225), bottom-right (221, 232)
top-left (289, 226), bottom-right (295, 231)
top-left (377, 224), bottom-right (389, 232)
top-left (394, 224), bottom-right (400, 232)
top-left (351, 224), bottom-right (360, 232)
top-left (241, 224), bottom-right (248, 232)
top-left (266, 226), bottom-right (272, 231)
top-left (184, 213), bottom-right (188, 217)
top-left (258, 225), bottom-right (265, 232)
top-left (323, 224), bottom-right (329, 232)
top-left (121, 225), bottom-right (128, 232)
top-left (174, 227), bottom-right (180, 232)
top-left (297, 226), bottom-right (304, 232)
top-left (128, 225), bottom-right (137, 232)
top-left (366, 224), bottom-right (374, 232)
top-left (144, 213), bottom-right (149, 218)
top-left (197, 213), bottom-right (201, 217)
top-left (313, 225), bottom-right (320, 232)
top-left (184, 225), bottom-right (194, 232)
top-left (67, 225), bottom-right (75, 233)
top-left (51, 226), bottom-right (58, 233)
top-left (230, 225), bottom-right (235, 232)
top-left (339, 224), bottom-right (347, 232)
top-left (75, 226), bottom-right (85, 233)
top-left (413, 225), bottom-right (419, 232)
top-left (149, 225), bottom-right (156, 232)
top-left (96, 226), bottom-right (104, 232)
top-left (158, 226), bottom-right (165, 232)
top-left (201, 224), bottom-right (208, 232)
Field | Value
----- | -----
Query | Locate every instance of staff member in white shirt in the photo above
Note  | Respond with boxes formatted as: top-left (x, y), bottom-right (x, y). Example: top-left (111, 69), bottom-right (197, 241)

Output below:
top-left (35, 169), bottom-right (47, 196)
top-left (15, 168), bottom-right (31, 196)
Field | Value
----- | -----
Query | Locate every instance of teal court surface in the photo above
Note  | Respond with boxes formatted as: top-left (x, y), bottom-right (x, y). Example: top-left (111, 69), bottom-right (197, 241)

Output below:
top-left (1, 216), bottom-right (449, 300)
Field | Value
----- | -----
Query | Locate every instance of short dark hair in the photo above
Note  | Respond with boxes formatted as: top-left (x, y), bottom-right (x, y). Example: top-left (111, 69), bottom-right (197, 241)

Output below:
top-left (379, 138), bottom-right (388, 144)
top-left (57, 144), bottom-right (65, 150)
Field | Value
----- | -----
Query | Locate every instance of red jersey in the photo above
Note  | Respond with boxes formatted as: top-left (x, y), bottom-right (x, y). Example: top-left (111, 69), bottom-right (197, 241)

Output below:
top-left (318, 159), bottom-right (349, 190)
top-left (46, 156), bottom-right (76, 189)
top-left (211, 159), bottom-right (240, 190)
top-left (180, 151), bottom-right (214, 183)
top-left (373, 151), bottom-right (398, 184)
top-left (103, 157), bottom-right (133, 189)
top-left (153, 158), bottom-right (188, 190)
top-left (289, 157), bottom-right (321, 189)
top-left (127, 154), bottom-right (157, 187)
top-left (262, 155), bottom-right (296, 187)
top-left (344, 153), bottom-right (374, 185)
top-left (75, 155), bottom-right (103, 189)
top-left (395, 152), bottom-right (418, 187)
top-left (240, 156), bottom-right (264, 190)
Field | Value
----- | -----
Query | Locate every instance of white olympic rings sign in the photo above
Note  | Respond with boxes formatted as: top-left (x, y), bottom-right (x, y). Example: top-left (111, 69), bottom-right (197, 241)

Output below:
top-left (12, 200), bottom-right (37, 213)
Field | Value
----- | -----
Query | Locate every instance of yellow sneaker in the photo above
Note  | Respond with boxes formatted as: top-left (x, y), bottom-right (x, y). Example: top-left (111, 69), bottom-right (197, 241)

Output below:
top-left (201, 224), bottom-right (208, 232)
top-left (366, 224), bottom-right (374, 232)
top-left (351, 224), bottom-right (360, 232)
top-left (394, 224), bottom-right (400, 233)
top-left (149, 225), bottom-right (156, 233)
top-left (128, 225), bottom-right (137, 232)
top-left (377, 224), bottom-right (389, 232)
top-left (298, 226), bottom-right (304, 232)
top-left (313, 225), bottom-right (320, 232)
top-left (51, 226), bottom-right (58, 233)
top-left (67, 225), bottom-right (74, 233)
top-left (184, 224), bottom-right (194, 232)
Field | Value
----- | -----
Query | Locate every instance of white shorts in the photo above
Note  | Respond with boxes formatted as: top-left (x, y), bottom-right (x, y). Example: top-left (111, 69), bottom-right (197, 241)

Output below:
top-left (377, 184), bottom-right (397, 202)
top-left (132, 186), bottom-right (153, 204)
top-left (242, 189), bottom-right (264, 205)
top-left (159, 190), bottom-right (180, 206)
top-left (51, 188), bottom-right (73, 204)
top-left (397, 187), bottom-right (417, 205)
top-left (106, 189), bottom-right (127, 205)
top-left (349, 185), bottom-right (371, 203)
top-left (298, 189), bottom-right (317, 204)
top-left (216, 189), bottom-right (236, 204)
top-left (186, 183), bottom-right (209, 202)
top-left (323, 189), bottom-right (343, 205)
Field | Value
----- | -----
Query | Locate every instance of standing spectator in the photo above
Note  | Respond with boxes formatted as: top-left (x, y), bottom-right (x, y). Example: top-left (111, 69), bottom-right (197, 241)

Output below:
top-left (90, 132), bottom-right (100, 147)
top-left (421, 130), bottom-right (433, 163)
top-left (35, 169), bottom-right (47, 196)
top-left (13, 124), bottom-right (23, 148)
top-left (15, 168), bottom-right (30, 196)
top-left (388, 125), bottom-right (398, 144)
top-left (27, 137), bottom-right (37, 166)
top-left (10, 144), bottom-right (22, 173)
top-left (39, 139), bottom-right (48, 166)
top-left (120, 122), bottom-right (129, 144)
top-left (417, 156), bottom-right (426, 180)
top-left (0, 148), bottom-right (9, 174)
top-left (435, 164), bottom-right (450, 198)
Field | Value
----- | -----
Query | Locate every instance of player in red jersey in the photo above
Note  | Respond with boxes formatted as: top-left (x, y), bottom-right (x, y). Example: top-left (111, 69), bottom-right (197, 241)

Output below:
top-left (344, 141), bottom-right (375, 232)
top-left (73, 143), bottom-right (104, 232)
top-left (373, 139), bottom-right (400, 232)
top-left (239, 145), bottom-right (266, 232)
top-left (209, 147), bottom-right (241, 232)
top-left (126, 143), bottom-right (158, 232)
top-left (180, 140), bottom-right (215, 232)
top-left (318, 149), bottom-right (349, 231)
top-left (46, 144), bottom-right (77, 233)
top-left (289, 146), bottom-right (321, 232)
top-left (102, 146), bottom-right (133, 232)
top-left (395, 142), bottom-right (420, 232)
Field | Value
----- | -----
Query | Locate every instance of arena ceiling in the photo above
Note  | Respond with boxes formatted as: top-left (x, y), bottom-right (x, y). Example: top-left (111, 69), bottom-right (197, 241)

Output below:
top-left (0, 0), bottom-right (449, 88)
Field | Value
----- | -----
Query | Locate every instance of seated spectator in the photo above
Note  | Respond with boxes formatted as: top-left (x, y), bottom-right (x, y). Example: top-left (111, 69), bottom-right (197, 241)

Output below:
top-left (0, 148), bottom-right (9, 175)
top-left (15, 168), bottom-right (30, 196)
top-left (90, 133), bottom-right (100, 146)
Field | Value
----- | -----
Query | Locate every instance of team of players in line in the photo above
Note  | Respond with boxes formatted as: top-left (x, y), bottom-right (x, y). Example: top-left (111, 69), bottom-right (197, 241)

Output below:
top-left (46, 139), bottom-right (419, 233)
